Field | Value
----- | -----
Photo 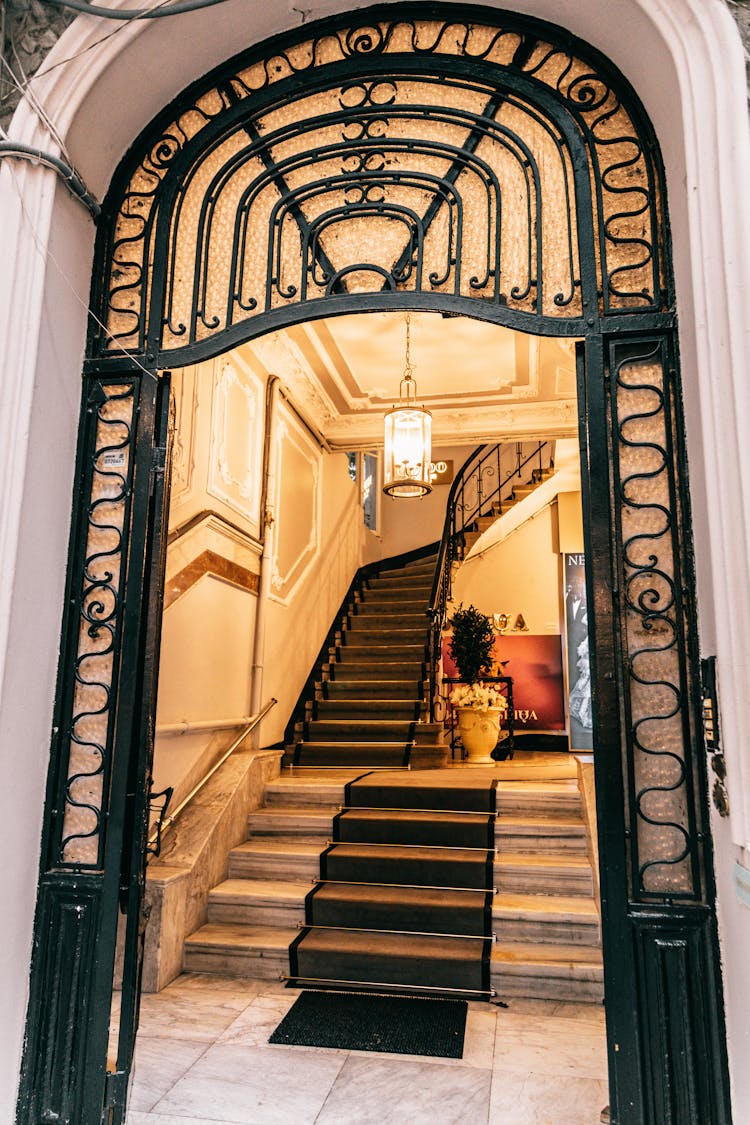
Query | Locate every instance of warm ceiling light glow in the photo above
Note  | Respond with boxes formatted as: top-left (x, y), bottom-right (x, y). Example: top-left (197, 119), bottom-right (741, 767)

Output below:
top-left (382, 315), bottom-right (432, 498)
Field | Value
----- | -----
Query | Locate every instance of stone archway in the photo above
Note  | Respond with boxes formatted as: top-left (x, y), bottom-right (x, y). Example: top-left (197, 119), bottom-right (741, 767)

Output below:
top-left (13, 6), bottom-right (734, 1123)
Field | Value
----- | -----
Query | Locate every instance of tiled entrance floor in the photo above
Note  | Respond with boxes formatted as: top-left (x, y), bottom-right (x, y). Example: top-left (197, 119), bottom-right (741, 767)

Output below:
top-left (123, 973), bottom-right (609, 1124)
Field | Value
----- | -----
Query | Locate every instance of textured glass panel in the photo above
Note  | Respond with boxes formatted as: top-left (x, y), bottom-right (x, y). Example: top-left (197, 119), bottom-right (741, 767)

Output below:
top-left (614, 348), bottom-right (693, 895)
top-left (100, 12), bottom-right (667, 353)
top-left (61, 383), bottom-right (136, 865)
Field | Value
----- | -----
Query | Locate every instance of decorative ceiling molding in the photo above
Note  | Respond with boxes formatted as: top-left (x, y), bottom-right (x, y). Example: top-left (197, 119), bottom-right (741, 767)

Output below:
top-left (240, 311), bottom-right (578, 447)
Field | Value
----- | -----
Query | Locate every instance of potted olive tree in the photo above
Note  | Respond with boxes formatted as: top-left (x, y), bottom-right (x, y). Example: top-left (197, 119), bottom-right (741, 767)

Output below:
top-left (448, 604), bottom-right (507, 762)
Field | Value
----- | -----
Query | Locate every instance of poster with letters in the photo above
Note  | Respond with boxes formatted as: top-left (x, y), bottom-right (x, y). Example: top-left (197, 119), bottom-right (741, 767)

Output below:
top-left (564, 553), bottom-right (594, 750)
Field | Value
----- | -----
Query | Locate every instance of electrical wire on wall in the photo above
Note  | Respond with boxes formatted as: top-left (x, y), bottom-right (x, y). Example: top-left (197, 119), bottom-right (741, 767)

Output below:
top-left (37, 0), bottom-right (235, 19)
top-left (1, 0), bottom-right (236, 213)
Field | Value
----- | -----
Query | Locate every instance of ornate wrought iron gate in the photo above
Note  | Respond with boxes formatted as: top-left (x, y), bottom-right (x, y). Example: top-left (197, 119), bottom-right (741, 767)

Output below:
top-left (18, 5), bottom-right (731, 1123)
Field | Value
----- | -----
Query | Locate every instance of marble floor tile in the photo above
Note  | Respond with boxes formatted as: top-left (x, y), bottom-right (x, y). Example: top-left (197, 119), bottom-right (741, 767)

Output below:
top-left (152, 1042), bottom-right (347, 1124)
top-left (315, 1055), bottom-right (492, 1124)
top-left (489, 1069), bottom-right (609, 1125)
top-left (161, 973), bottom-right (265, 1001)
top-left (119, 974), bottom-right (610, 1124)
top-left (127, 1113), bottom-right (237, 1125)
top-left (492, 1019), bottom-right (608, 1080)
top-left (216, 993), bottom-right (302, 1049)
top-left (552, 1001), bottom-right (607, 1026)
top-left (135, 990), bottom-right (257, 1044)
top-left (494, 997), bottom-right (559, 1018)
top-left (127, 1037), bottom-right (210, 1113)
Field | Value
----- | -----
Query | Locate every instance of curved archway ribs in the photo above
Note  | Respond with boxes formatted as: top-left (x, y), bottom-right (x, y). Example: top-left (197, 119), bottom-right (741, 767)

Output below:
top-left (92, 6), bottom-right (669, 363)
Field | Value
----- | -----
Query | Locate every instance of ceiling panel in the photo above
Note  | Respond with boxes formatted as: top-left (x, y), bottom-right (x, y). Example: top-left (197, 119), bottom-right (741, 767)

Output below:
top-left (238, 311), bottom-right (579, 446)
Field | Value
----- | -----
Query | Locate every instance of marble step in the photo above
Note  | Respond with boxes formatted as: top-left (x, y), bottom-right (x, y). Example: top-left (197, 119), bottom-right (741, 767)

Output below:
top-left (183, 924), bottom-right (602, 1000)
top-left (263, 776), bottom-right (580, 812)
top-left (229, 835), bottom-right (592, 894)
top-left (321, 679), bottom-right (422, 699)
top-left (358, 591), bottom-right (430, 606)
top-left (531, 467), bottom-right (555, 483)
top-left (247, 805), bottom-right (339, 836)
top-left (498, 815), bottom-right (587, 853)
top-left (208, 879), bottom-right (599, 947)
top-left (495, 780), bottom-right (582, 817)
top-left (331, 653), bottom-right (425, 668)
top-left (247, 806), bottom-right (587, 853)
top-left (228, 838), bottom-right (324, 880)
top-left (347, 612), bottom-right (428, 627)
top-left (264, 778), bottom-right (351, 807)
top-left (313, 699), bottom-right (423, 721)
top-left (305, 720), bottom-right (421, 742)
top-left (511, 485), bottom-right (535, 501)
top-left (208, 878), bottom-right (309, 928)
top-left (183, 923), bottom-right (292, 979)
top-left (364, 578), bottom-right (432, 594)
top-left (342, 627), bottom-right (428, 644)
top-left (287, 746), bottom-right (449, 771)
top-left (492, 892), bottom-right (600, 946)
top-left (352, 604), bottom-right (429, 619)
top-left (289, 743), bottom-right (410, 768)
top-left (490, 942), bottom-right (604, 1003)
top-left (387, 562), bottom-right (435, 576)
top-left (495, 852), bottom-right (593, 895)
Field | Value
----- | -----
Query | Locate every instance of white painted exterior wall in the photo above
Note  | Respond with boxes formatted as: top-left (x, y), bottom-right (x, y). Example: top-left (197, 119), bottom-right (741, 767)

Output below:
top-left (1, 1), bottom-right (749, 1118)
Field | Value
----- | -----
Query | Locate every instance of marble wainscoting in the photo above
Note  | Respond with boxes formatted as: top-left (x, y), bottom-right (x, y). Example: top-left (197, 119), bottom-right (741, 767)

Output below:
top-left (121, 974), bottom-right (609, 1124)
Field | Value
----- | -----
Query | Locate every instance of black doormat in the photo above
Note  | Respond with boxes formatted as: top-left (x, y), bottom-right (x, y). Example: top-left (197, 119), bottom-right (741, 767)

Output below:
top-left (268, 989), bottom-right (467, 1058)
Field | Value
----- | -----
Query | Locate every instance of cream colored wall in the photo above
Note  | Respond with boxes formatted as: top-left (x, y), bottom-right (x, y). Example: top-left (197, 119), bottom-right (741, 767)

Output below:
top-left (262, 420), bottom-right (364, 746)
top-left (376, 444), bottom-right (475, 561)
top-left (157, 363), bottom-right (365, 765)
top-left (452, 503), bottom-right (562, 635)
top-left (157, 577), bottom-right (256, 722)
top-left (452, 443), bottom-right (584, 631)
top-left (154, 353), bottom-right (265, 804)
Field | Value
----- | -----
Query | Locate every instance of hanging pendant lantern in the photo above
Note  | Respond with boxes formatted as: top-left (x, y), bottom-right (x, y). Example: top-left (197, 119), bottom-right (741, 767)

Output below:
top-left (382, 315), bottom-right (432, 498)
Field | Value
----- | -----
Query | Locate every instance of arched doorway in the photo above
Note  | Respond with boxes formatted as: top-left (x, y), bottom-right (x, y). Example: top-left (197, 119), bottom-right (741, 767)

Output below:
top-left (17, 6), bottom-right (730, 1123)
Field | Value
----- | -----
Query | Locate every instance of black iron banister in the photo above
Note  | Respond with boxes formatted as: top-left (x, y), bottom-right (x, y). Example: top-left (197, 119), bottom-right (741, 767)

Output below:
top-left (427, 440), bottom-right (551, 720)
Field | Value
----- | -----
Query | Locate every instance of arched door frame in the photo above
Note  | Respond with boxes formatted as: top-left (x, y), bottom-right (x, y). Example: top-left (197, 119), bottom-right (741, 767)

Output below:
top-left (16, 6), bottom-right (731, 1123)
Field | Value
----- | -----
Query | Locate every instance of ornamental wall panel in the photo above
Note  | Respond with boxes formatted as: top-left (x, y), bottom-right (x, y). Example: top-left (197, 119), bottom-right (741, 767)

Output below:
top-left (270, 407), bottom-right (321, 605)
top-left (206, 356), bottom-right (264, 536)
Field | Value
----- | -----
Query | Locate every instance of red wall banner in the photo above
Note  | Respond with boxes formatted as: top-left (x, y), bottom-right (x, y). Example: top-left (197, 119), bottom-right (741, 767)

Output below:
top-left (443, 633), bottom-right (566, 732)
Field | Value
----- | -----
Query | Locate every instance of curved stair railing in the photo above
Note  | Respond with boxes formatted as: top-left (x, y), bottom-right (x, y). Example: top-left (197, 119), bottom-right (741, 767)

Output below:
top-left (427, 440), bottom-right (551, 720)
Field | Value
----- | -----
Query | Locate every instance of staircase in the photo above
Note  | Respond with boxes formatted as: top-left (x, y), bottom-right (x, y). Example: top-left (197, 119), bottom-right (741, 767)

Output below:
top-left (288, 554), bottom-right (446, 768)
top-left (183, 765), bottom-right (603, 1002)
top-left (461, 462), bottom-right (555, 555)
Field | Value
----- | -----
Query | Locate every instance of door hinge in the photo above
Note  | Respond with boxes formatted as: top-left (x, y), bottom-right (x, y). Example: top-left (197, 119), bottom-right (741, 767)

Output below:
top-left (152, 445), bottom-right (167, 473)
top-left (102, 1069), bottom-right (129, 1119)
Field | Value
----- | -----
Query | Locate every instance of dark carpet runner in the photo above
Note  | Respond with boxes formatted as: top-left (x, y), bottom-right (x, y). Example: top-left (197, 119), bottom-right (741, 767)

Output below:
top-left (269, 990), bottom-right (468, 1058)
top-left (288, 773), bottom-right (498, 998)
top-left (292, 556), bottom-right (434, 767)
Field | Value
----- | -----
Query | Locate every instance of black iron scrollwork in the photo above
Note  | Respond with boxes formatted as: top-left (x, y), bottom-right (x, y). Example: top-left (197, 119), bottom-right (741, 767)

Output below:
top-left (612, 342), bottom-right (699, 898)
top-left (60, 381), bottom-right (137, 866)
top-left (95, 10), bottom-right (667, 356)
top-left (145, 785), bottom-right (174, 859)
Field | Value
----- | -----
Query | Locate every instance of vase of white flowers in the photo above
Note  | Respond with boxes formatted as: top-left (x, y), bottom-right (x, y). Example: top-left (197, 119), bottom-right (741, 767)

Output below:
top-left (449, 682), bottom-right (508, 762)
